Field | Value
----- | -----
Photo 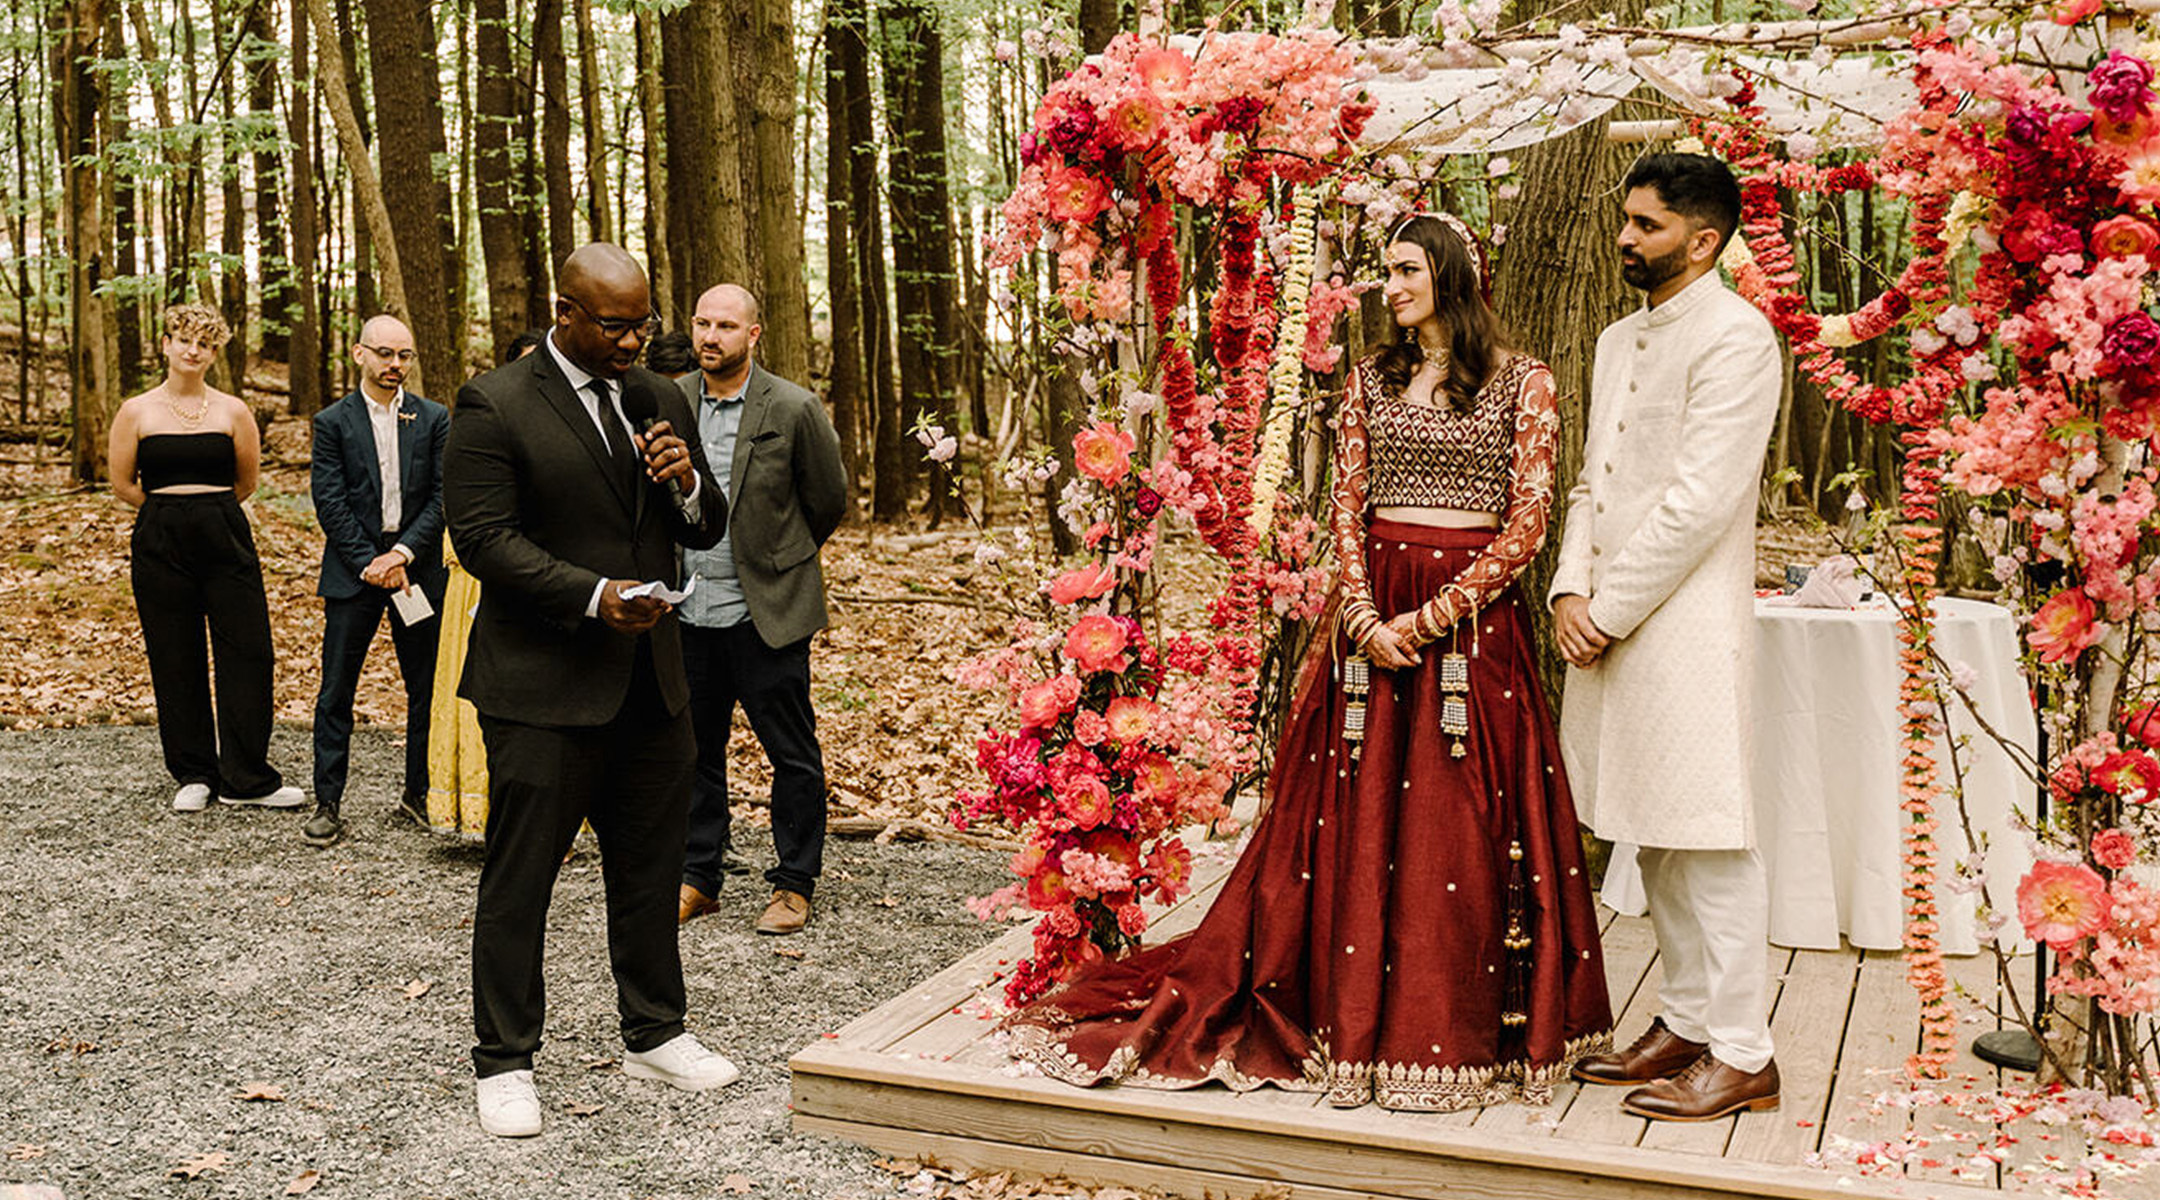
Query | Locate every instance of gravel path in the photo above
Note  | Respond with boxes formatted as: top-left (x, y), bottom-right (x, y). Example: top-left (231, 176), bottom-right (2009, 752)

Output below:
top-left (0, 727), bottom-right (1010, 1200)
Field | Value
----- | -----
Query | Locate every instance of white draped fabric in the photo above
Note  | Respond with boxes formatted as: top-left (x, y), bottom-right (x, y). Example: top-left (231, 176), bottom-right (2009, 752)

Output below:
top-left (1602, 596), bottom-right (2036, 957)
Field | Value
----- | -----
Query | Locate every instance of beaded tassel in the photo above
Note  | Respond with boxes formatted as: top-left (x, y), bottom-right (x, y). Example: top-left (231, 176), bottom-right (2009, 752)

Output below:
top-left (1341, 654), bottom-right (1370, 760)
top-left (1501, 839), bottom-right (1531, 1028)
top-left (1439, 619), bottom-right (1477, 758)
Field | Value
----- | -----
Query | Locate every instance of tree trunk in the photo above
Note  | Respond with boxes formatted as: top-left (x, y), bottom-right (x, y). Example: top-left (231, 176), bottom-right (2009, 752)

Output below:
top-left (365, 0), bottom-right (459, 395)
top-left (855, 0), bottom-right (902, 521)
top-left (571, 0), bottom-right (611, 246)
top-left (11, 17), bottom-right (36, 422)
top-left (103, 9), bottom-right (145, 396)
top-left (823, 0), bottom-right (865, 516)
top-left (1493, 0), bottom-right (1645, 699)
top-left (286, 0), bottom-right (323, 416)
top-left (724, 2), bottom-right (762, 291)
top-left (213, 0), bottom-right (247, 392)
top-left (665, 2), bottom-right (748, 298)
top-left (1078, 0), bottom-right (1119, 49)
top-left (474, 0), bottom-right (528, 359)
top-left (246, 0), bottom-right (289, 362)
top-left (535, 0), bottom-right (574, 272)
top-left (881, 0), bottom-right (941, 517)
top-left (514, 0), bottom-right (550, 329)
top-left (334, 0), bottom-right (374, 321)
top-left (52, 0), bottom-right (115, 482)
top-left (306, 0), bottom-right (412, 392)
top-left (746, 0), bottom-right (809, 386)
top-left (635, 11), bottom-right (673, 323)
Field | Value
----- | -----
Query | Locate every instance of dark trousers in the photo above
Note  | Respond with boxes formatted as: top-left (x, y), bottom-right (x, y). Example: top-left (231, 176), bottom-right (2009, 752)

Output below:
top-left (681, 621), bottom-right (826, 899)
top-left (312, 543), bottom-right (440, 811)
top-left (129, 492), bottom-right (281, 797)
top-left (471, 641), bottom-right (695, 1078)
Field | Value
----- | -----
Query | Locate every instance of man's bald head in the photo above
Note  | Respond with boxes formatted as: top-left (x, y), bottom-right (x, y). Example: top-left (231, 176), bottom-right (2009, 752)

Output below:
top-left (353, 312), bottom-right (416, 399)
top-left (690, 284), bottom-right (762, 386)
top-left (554, 243), bottom-right (654, 379)
top-left (697, 284), bottom-right (760, 326)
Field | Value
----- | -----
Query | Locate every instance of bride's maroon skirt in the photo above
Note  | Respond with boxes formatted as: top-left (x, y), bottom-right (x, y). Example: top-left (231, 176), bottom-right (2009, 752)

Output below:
top-left (1006, 521), bottom-right (1613, 1111)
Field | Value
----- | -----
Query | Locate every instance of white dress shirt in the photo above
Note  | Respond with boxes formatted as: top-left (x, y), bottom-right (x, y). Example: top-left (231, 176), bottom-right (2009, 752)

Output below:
top-left (364, 388), bottom-right (402, 534)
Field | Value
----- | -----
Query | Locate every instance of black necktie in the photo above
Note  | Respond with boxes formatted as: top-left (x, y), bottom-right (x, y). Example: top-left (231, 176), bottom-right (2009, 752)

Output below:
top-left (588, 379), bottom-right (636, 483)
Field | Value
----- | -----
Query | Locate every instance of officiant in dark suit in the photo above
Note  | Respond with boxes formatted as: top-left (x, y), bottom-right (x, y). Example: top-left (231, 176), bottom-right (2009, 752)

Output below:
top-left (306, 314), bottom-right (449, 847)
top-left (444, 243), bottom-right (740, 1139)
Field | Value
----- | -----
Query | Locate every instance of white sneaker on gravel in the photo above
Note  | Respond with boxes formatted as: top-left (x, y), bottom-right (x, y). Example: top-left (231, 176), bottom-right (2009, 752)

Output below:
top-left (475, 1069), bottom-right (542, 1137)
top-left (623, 1033), bottom-right (740, 1091)
top-left (171, 783), bottom-right (212, 813)
top-left (217, 785), bottom-right (306, 809)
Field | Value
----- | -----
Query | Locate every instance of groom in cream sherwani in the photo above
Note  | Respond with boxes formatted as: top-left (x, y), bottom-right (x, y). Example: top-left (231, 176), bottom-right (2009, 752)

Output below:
top-left (1549, 153), bottom-right (1784, 1122)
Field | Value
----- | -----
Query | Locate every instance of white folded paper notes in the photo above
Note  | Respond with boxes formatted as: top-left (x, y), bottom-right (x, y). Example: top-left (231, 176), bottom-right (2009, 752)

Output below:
top-left (391, 585), bottom-right (436, 626)
top-left (617, 577), bottom-right (698, 606)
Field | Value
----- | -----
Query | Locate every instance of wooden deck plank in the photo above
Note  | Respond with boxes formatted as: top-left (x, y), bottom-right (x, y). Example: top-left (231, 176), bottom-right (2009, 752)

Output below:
top-left (1472, 909), bottom-right (1657, 1135)
top-left (1726, 945), bottom-right (1860, 1168)
top-left (1822, 949), bottom-right (1920, 1179)
top-left (1907, 948), bottom-right (2006, 1191)
top-left (1552, 908), bottom-right (1661, 1150)
top-left (790, 1042), bottom-right (1989, 1200)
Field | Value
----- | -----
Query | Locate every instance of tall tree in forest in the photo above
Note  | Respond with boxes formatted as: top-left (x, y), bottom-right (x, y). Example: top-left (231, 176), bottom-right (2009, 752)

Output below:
top-left (305, 0), bottom-right (412, 392)
top-left (334, 0), bottom-right (374, 321)
top-left (103, 9), bottom-right (144, 396)
top-left (746, 0), bottom-right (809, 386)
top-left (634, 11), bottom-right (672, 322)
top-left (535, 0), bottom-right (573, 272)
top-left (473, 0), bottom-right (528, 356)
top-left (514, 0), bottom-right (550, 330)
top-left (212, 0), bottom-right (247, 390)
top-left (572, 0), bottom-right (611, 245)
top-left (881, 0), bottom-right (961, 520)
top-left (661, 3), bottom-right (748, 309)
top-left (245, 0), bottom-right (289, 362)
top-left (822, 0), bottom-right (866, 510)
top-left (365, 0), bottom-right (462, 392)
top-left (287, 0), bottom-right (323, 415)
top-left (842, 0), bottom-right (901, 520)
top-left (51, 0), bottom-right (114, 481)
top-left (723, 2), bottom-right (763, 291)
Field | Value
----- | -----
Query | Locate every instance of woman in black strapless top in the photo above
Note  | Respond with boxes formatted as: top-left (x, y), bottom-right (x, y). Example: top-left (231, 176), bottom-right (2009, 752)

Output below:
top-left (108, 302), bottom-right (301, 813)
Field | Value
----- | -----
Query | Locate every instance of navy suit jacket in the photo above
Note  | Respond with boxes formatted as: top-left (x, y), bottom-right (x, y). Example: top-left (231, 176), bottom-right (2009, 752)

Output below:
top-left (311, 389), bottom-right (450, 601)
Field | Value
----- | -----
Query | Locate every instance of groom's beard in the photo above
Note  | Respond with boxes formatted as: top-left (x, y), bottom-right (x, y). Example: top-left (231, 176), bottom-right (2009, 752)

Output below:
top-left (1620, 242), bottom-right (1690, 292)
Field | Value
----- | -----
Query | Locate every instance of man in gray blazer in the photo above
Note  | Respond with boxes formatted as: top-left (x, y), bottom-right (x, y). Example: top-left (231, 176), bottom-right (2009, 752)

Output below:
top-left (674, 283), bottom-right (848, 936)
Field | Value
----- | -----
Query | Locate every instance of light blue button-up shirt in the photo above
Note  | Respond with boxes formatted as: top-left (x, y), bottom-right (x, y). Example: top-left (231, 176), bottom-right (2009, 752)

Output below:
top-left (680, 376), bottom-right (749, 629)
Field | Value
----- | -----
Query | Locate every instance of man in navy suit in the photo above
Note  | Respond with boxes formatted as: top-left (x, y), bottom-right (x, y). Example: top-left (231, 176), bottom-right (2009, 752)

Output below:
top-left (305, 314), bottom-right (450, 846)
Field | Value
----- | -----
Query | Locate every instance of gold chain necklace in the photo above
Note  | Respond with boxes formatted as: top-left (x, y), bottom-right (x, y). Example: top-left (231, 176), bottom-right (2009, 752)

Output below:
top-left (163, 389), bottom-right (211, 426)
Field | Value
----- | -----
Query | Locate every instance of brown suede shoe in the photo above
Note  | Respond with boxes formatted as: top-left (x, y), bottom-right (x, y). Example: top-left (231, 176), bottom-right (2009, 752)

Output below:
top-left (1571, 1017), bottom-right (1709, 1086)
top-left (678, 884), bottom-right (720, 924)
top-left (1621, 1053), bottom-right (1780, 1121)
top-left (756, 889), bottom-right (810, 936)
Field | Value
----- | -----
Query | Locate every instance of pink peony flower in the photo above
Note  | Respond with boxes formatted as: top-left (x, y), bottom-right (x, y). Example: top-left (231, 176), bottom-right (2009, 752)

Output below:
top-left (1104, 94), bottom-right (1166, 151)
top-left (1073, 422), bottom-right (1137, 485)
top-left (1059, 776), bottom-right (1115, 829)
top-left (2018, 860), bottom-right (2113, 946)
top-left (1072, 708), bottom-right (1110, 746)
top-left (2053, 0), bottom-right (2102, 24)
top-left (2089, 52), bottom-right (2157, 124)
top-left (1027, 863), bottom-right (1074, 909)
top-left (1104, 695), bottom-right (1159, 744)
top-left (1144, 837), bottom-right (1194, 902)
top-left (1133, 46), bottom-right (1193, 95)
top-left (1048, 561), bottom-right (1117, 605)
top-left (2093, 828), bottom-right (2139, 871)
top-left (2124, 703), bottom-right (2160, 748)
top-left (1043, 165), bottom-right (1111, 223)
top-left (2093, 750), bottom-right (2160, 803)
top-left (2103, 312), bottom-right (2160, 368)
top-left (1017, 679), bottom-right (1070, 728)
top-left (2028, 588), bottom-right (2100, 663)
top-left (2091, 215), bottom-right (2160, 262)
top-left (1064, 614), bottom-right (1133, 674)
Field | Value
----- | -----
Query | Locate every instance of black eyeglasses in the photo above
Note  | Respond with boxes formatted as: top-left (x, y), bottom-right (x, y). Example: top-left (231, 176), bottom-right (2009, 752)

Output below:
top-left (563, 295), bottom-right (662, 342)
top-left (361, 344), bottom-right (417, 363)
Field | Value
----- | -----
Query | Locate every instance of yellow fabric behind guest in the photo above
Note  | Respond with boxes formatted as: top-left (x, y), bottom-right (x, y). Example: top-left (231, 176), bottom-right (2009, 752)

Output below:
top-left (426, 543), bottom-right (488, 838)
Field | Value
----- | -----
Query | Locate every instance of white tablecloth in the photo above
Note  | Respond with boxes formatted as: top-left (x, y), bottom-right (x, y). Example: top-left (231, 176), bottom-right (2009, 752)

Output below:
top-left (1602, 596), bottom-right (2036, 956)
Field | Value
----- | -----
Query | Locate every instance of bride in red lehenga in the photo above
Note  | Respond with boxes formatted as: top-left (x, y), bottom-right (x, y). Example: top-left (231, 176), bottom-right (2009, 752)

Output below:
top-left (1005, 214), bottom-right (1614, 1112)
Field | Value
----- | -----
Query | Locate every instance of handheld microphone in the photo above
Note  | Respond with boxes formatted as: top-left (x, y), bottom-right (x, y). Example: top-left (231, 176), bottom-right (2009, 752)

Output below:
top-left (619, 381), bottom-right (662, 436)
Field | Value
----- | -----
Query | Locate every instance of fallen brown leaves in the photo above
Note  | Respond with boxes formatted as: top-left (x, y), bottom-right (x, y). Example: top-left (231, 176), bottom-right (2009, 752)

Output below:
top-left (235, 1081), bottom-right (286, 1102)
top-left (5, 1144), bottom-right (45, 1161)
top-left (400, 978), bottom-right (432, 1000)
top-left (867, 1158), bottom-right (1260, 1200)
top-left (284, 1170), bottom-right (323, 1195)
top-left (168, 1151), bottom-right (230, 1180)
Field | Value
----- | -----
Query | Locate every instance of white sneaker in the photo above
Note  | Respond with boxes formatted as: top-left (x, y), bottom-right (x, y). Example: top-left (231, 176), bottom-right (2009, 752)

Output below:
top-left (172, 783), bottom-right (212, 813)
top-left (622, 1033), bottom-right (740, 1091)
top-left (475, 1069), bottom-right (542, 1137)
top-left (217, 785), bottom-right (306, 810)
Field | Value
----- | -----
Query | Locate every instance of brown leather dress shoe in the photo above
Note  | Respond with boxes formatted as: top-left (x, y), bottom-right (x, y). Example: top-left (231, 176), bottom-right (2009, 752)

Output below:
top-left (756, 889), bottom-right (810, 936)
top-left (1571, 1017), bottom-right (1709, 1086)
top-left (1621, 1053), bottom-right (1780, 1121)
top-left (678, 884), bottom-right (720, 924)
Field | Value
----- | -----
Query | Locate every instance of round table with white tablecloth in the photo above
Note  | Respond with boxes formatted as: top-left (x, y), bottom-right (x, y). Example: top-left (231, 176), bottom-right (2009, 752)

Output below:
top-left (1600, 596), bottom-right (2036, 956)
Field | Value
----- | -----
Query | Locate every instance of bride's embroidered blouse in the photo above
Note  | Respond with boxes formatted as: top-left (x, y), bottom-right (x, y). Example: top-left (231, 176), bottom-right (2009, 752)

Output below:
top-left (1332, 353), bottom-right (1561, 649)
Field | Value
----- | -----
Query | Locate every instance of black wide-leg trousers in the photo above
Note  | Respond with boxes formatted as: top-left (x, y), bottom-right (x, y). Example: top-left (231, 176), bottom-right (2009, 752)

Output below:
top-left (129, 491), bottom-right (282, 798)
top-left (679, 621), bottom-right (827, 900)
top-left (470, 640), bottom-right (695, 1078)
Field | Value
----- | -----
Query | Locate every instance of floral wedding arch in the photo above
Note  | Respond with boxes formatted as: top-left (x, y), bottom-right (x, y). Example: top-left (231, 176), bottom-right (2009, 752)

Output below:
top-left (950, 0), bottom-right (2160, 1103)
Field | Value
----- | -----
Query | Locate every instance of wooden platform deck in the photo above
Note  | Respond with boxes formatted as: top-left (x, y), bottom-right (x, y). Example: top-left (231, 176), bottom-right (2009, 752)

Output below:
top-left (791, 863), bottom-right (2053, 1200)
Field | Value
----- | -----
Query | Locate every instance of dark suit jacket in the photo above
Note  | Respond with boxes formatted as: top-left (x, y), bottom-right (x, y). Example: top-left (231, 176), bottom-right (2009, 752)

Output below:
top-left (444, 345), bottom-right (725, 727)
top-left (311, 389), bottom-right (450, 602)
top-left (675, 363), bottom-right (848, 648)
